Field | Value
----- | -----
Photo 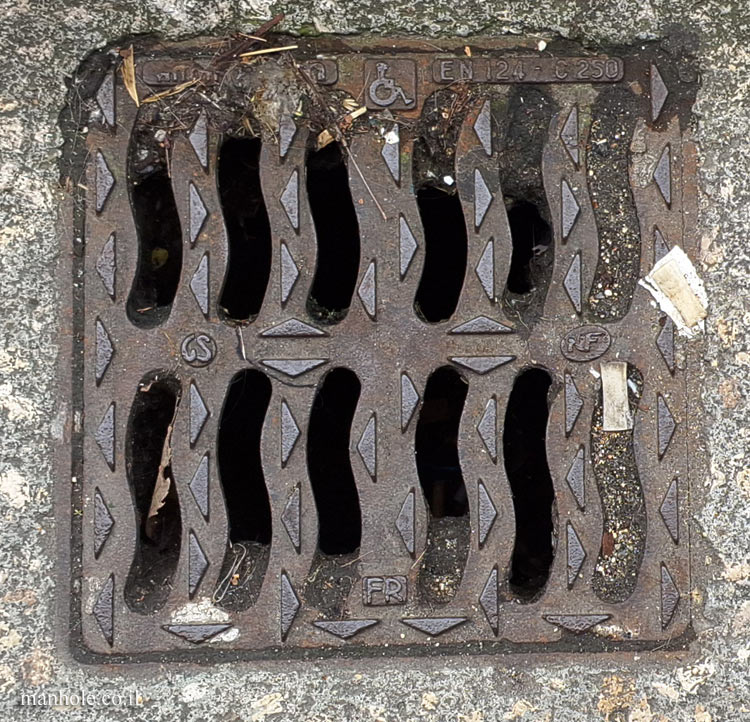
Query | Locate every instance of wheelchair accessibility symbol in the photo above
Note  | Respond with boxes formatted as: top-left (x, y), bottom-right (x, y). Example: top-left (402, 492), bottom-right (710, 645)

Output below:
top-left (364, 59), bottom-right (417, 110)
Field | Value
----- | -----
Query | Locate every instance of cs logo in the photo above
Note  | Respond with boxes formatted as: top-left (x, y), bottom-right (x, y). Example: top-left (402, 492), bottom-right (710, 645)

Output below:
top-left (180, 333), bottom-right (216, 367)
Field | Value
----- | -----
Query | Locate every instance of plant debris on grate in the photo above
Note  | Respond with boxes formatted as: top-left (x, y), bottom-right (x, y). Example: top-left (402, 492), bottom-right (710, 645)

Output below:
top-left (62, 29), bottom-right (701, 661)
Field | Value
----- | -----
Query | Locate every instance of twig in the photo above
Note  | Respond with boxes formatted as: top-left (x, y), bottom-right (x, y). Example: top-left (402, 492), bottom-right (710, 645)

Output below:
top-left (340, 551), bottom-right (375, 568)
top-left (410, 549), bottom-right (426, 570)
top-left (197, 91), bottom-right (223, 111)
top-left (247, 13), bottom-right (286, 39)
top-left (341, 135), bottom-right (387, 220)
top-left (236, 326), bottom-right (247, 361)
top-left (210, 14), bottom-right (286, 67)
top-left (293, 61), bottom-right (387, 220)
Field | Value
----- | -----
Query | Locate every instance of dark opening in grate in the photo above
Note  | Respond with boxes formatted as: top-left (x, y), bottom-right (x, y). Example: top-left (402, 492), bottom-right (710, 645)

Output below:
top-left (416, 366), bottom-right (469, 604)
top-left (306, 142), bottom-right (361, 324)
top-left (414, 187), bottom-right (468, 323)
top-left (217, 369), bottom-right (273, 546)
top-left (307, 367), bottom-right (362, 555)
top-left (124, 373), bottom-right (182, 613)
top-left (503, 367), bottom-right (555, 599)
top-left (66, 33), bottom-right (700, 660)
top-left (215, 369), bottom-right (273, 610)
top-left (126, 129), bottom-right (182, 328)
top-left (505, 201), bottom-right (552, 295)
top-left (217, 137), bottom-right (272, 323)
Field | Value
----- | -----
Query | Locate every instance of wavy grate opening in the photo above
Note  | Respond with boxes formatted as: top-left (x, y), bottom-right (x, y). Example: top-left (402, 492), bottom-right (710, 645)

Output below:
top-left (503, 367), bottom-right (556, 600)
top-left (306, 142), bottom-right (361, 324)
top-left (505, 200), bottom-right (552, 295)
top-left (591, 364), bottom-right (646, 602)
top-left (217, 136), bottom-right (273, 323)
top-left (124, 373), bottom-right (182, 614)
top-left (416, 366), bottom-right (469, 604)
top-left (305, 368), bottom-right (362, 618)
top-left (126, 123), bottom-right (182, 328)
top-left (215, 369), bottom-right (272, 610)
top-left (413, 186), bottom-right (468, 323)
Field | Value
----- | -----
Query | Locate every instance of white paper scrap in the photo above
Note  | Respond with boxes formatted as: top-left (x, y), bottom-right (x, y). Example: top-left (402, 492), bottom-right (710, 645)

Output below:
top-left (601, 361), bottom-right (632, 431)
top-left (639, 246), bottom-right (707, 338)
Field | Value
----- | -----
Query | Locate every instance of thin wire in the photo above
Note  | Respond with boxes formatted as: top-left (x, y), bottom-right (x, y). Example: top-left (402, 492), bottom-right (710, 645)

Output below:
top-left (212, 543), bottom-right (247, 603)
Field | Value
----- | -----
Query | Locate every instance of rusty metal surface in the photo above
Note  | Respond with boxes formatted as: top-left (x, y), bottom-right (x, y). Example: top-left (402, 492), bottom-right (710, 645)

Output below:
top-left (69, 35), bottom-right (698, 660)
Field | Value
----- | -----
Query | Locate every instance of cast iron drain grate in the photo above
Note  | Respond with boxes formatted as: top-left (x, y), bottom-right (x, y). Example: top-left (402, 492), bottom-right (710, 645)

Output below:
top-left (64, 34), bottom-right (700, 660)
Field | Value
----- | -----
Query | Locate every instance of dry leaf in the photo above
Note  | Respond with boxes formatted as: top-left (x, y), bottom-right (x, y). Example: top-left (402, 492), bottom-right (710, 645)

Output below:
top-left (120, 45), bottom-right (139, 107)
top-left (145, 468), bottom-right (171, 540)
top-left (316, 128), bottom-right (335, 150)
top-left (145, 408), bottom-right (177, 540)
top-left (142, 79), bottom-right (198, 104)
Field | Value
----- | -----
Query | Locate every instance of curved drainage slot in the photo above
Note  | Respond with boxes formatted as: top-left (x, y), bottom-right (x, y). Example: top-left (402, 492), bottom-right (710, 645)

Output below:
top-left (415, 366), bottom-right (469, 604)
top-left (505, 200), bottom-right (552, 295)
top-left (214, 369), bottom-right (272, 610)
top-left (503, 367), bottom-right (556, 600)
top-left (218, 137), bottom-right (272, 323)
top-left (412, 88), bottom-right (468, 324)
top-left (126, 125), bottom-right (182, 328)
top-left (497, 87), bottom-right (556, 328)
top-left (587, 86), bottom-right (641, 322)
top-left (413, 186), bottom-right (468, 323)
top-left (306, 142), bottom-right (360, 324)
top-left (304, 367), bottom-right (362, 617)
top-left (124, 372), bottom-right (182, 614)
top-left (591, 364), bottom-right (645, 602)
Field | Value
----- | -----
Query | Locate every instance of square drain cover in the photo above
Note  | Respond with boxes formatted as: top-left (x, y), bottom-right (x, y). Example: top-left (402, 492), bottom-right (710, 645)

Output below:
top-left (64, 34), bottom-right (699, 660)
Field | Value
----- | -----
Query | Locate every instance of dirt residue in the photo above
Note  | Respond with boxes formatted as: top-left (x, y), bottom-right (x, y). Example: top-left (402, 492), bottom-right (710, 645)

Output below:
top-left (591, 365), bottom-right (646, 603)
top-left (213, 542), bottom-right (270, 611)
top-left (418, 516), bottom-right (471, 605)
top-left (304, 551), bottom-right (358, 619)
top-left (587, 85), bottom-right (642, 323)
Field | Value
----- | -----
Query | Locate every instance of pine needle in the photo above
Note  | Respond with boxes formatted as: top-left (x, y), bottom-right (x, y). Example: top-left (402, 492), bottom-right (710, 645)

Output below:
top-left (239, 44), bottom-right (298, 58)
top-left (142, 79), bottom-right (199, 104)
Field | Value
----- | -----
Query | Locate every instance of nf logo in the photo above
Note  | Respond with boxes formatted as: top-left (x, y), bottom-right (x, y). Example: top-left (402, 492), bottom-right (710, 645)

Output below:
top-left (561, 325), bottom-right (612, 362)
top-left (365, 60), bottom-right (416, 110)
top-left (180, 333), bottom-right (216, 367)
top-left (363, 576), bottom-right (407, 606)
